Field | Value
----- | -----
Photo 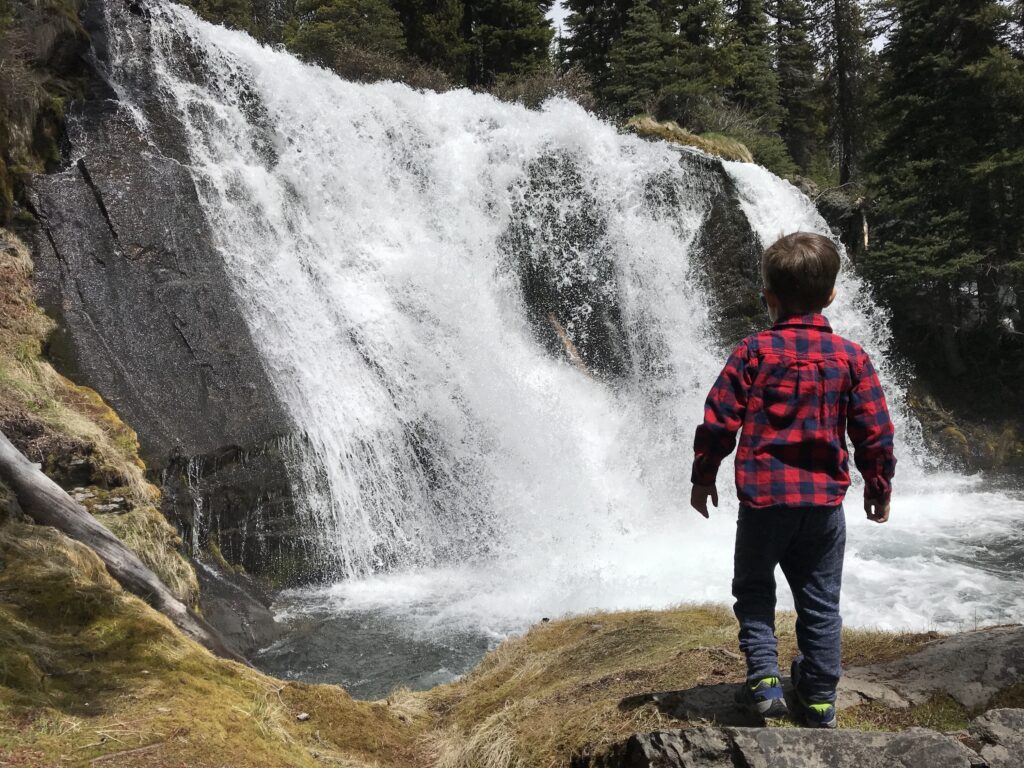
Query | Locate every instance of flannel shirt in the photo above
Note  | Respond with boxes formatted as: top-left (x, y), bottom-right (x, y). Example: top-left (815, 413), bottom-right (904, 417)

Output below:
top-left (691, 313), bottom-right (896, 509)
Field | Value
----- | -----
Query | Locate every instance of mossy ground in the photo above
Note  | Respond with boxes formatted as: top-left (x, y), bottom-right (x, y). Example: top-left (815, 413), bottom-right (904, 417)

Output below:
top-left (0, 520), bottom-right (430, 768)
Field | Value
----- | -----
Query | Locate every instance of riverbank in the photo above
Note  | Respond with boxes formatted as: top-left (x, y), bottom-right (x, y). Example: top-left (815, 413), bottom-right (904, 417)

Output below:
top-left (2, 529), bottom-right (1022, 768)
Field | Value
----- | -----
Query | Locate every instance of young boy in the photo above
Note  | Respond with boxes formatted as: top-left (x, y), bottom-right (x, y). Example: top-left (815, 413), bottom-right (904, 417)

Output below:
top-left (690, 232), bottom-right (896, 728)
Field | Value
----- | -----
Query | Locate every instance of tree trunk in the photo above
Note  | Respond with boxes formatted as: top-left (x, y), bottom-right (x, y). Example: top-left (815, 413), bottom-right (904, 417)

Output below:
top-left (0, 429), bottom-right (243, 663)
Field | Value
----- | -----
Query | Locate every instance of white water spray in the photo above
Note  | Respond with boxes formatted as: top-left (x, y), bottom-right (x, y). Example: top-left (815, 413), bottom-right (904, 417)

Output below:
top-left (109, 3), bottom-right (1022, 651)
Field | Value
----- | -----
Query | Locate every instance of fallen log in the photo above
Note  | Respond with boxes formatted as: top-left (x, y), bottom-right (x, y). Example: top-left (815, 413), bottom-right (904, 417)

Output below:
top-left (0, 429), bottom-right (243, 663)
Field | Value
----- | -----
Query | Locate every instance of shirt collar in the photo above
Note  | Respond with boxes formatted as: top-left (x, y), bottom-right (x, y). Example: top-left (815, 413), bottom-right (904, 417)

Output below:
top-left (772, 313), bottom-right (832, 332)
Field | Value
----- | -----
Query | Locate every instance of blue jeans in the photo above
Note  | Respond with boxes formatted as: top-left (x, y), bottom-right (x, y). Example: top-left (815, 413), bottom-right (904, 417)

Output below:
top-left (732, 504), bottom-right (846, 703)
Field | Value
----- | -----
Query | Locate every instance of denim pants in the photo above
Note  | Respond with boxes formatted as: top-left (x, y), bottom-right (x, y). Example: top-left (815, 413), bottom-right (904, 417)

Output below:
top-left (732, 504), bottom-right (846, 703)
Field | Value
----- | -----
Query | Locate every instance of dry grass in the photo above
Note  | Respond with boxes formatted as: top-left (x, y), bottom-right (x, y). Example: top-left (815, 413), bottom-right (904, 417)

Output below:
top-left (93, 504), bottom-right (200, 605)
top-left (626, 116), bottom-right (754, 163)
top-left (0, 520), bottom-right (427, 767)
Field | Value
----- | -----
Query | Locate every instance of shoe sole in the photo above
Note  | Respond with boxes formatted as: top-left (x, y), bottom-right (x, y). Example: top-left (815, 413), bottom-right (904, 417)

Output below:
top-left (756, 699), bottom-right (790, 719)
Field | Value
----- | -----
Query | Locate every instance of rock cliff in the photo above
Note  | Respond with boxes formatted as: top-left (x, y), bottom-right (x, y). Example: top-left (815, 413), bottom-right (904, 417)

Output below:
top-left (25, 0), bottom-right (303, 591)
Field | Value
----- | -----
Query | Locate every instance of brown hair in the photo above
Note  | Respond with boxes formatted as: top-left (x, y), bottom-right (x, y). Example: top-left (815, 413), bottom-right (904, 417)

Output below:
top-left (761, 232), bottom-right (841, 312)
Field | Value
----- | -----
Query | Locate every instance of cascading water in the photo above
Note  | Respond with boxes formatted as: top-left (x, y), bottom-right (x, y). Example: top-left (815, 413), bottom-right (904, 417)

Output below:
top-left (105, 2), bottom-right (1022, 696)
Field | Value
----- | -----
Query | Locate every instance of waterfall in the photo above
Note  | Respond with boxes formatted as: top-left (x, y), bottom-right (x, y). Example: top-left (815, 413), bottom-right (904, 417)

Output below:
top-left (104, 2), bottom-right (1022, 642)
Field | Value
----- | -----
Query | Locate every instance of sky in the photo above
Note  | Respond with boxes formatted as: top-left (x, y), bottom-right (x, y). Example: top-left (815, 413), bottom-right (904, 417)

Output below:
top-left (547, 0), bottom-right (569, 34)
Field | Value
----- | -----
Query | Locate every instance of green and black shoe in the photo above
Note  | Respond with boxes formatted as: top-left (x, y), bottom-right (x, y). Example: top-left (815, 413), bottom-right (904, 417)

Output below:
top-left (790, 658), bottom-right (837, 728)
top-left (734, 675), bottom-right (789, 719)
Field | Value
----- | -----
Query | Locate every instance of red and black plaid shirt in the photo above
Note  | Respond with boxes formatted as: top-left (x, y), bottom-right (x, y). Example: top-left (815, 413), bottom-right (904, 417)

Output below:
top-left (692, 314), bottom-right (896, 509)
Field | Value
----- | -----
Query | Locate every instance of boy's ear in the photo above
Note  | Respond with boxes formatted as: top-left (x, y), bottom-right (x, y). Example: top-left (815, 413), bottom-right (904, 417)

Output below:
top-left (824, 287), bottom-right (837, 308)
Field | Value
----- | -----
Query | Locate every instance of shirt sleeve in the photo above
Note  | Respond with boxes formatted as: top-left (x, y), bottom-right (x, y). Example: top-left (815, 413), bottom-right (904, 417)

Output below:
top-left (691, 341), bottom-right (753, 485)
top-left (847, 350), bottom-right (897, 500)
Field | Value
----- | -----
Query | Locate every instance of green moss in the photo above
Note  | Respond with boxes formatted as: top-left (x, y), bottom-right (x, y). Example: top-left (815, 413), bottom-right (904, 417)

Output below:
top-left (987, 682), bottom-right (1024, 709)
top-left (911, 693), bottom-right (970, 731)
top-left (206, 534), bottom-right (242, 576)
top-left (0, 520), bottom-right (425, 766)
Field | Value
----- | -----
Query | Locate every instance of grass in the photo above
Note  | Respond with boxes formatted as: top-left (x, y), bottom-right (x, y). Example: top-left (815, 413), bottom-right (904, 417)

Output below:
top-left (626, 116), bottom-right (755, 163)
top-left (92, 504), bottom-right (200, 605)
top-left (0, 519), bottom-right (429, 767)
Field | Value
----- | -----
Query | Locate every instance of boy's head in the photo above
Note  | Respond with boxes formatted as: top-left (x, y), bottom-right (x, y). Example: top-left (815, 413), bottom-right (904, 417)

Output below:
top-left (761, 232), bottom-right (840, 321)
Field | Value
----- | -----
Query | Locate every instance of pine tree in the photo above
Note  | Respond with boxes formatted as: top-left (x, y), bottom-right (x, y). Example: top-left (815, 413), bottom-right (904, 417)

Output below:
top-left (772, 0), bottom-right (824, 171)
top-left (463, 0), bottom-right (554, 85)
top-left (391, 0), bottom-right (469, 76)
top-left (816, 0), bottom-right (869, 183)
top-left (285, 0), bottom-right (407, 66)
top-left (866, 0), bottom-right (1024, 383)
top-left (564, 0), bottom-right (634, 96)
top-left (726, 0), bottom-right (781, 130)
top-left (189, 0), bottom-right (258, 33)
top-left (603, 0), bottom-right (673, 115)
top-left (659, 0), bottom-right (732, 124)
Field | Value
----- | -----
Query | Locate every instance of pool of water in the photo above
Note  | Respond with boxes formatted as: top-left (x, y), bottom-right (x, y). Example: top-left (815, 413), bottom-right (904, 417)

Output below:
top-left (253, 473), bottom-right (1024, 700)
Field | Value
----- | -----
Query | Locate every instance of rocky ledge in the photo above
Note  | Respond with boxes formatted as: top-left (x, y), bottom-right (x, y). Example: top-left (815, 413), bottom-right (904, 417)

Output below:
top-left (583, 709), bottom-right (1022, 767)
top-left (580, 625), bottom-right (1024, 767)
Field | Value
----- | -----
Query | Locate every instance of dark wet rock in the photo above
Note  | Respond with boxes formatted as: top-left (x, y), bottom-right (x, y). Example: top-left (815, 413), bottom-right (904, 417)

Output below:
top-left (194, 558), bottom-right (285, 658)
top-left (26, 0), bottom-right (303, 586)
top-left (502, 147), bottom-right (762, 379)
top-left (908, 389), bottom-right (1024, 473)
top-left (161, 441), bottom-right (323, 585)
top-left (502, 153), bottom-right (632, 378)
top-left (685, 151), bottom-right (764, 348)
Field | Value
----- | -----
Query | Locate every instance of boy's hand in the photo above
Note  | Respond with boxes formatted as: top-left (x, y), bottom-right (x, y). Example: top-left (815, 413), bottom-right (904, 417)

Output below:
top-left (690, 484), bottom-right (718, 519)
top-left (865, 497), bottom-right (890, 523)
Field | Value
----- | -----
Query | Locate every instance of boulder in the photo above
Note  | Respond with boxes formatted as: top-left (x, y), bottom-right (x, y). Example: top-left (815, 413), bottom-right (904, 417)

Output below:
top-left (839, 625), bottom-right (1024, 710)
top-left (26, 0), bottom-right (302, 585)
top-left (969, 708), bottom-right (1024, 768)
top-left (502, 147), bottom-right (762, 379)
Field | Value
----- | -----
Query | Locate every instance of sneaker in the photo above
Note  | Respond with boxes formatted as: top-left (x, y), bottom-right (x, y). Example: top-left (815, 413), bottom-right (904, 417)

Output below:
top-left (790, 657), bottom-right (837, 728)
top-left (735, 675), bottom-right (789, 719)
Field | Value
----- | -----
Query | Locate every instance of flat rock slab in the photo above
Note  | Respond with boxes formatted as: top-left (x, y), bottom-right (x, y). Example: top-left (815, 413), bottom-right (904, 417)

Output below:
top-left (582, 710), bottom-right (1024, 767)
top-left (839, 625), bottom-right (1024, 709)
